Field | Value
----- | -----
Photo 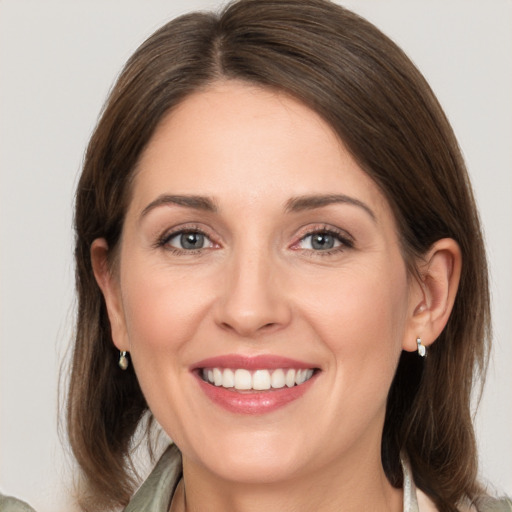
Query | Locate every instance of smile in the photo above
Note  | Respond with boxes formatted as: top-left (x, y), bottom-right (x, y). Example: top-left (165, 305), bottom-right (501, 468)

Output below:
top-left (201, 367), bottom-right (315, 391)
top-left (193, 355), bottom-right (319, 414)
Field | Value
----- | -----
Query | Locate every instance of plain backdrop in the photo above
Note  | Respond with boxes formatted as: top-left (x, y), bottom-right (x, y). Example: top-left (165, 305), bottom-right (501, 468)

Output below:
top-left (1, 1), bottom-right (511, 510)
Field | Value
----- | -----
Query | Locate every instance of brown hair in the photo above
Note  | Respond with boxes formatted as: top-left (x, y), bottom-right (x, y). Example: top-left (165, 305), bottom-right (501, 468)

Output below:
top-left (68, 1), bottom-right (490, 510)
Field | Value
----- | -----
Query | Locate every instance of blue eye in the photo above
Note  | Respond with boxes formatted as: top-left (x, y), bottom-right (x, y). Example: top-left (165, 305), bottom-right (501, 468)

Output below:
top-left (307, 233), bottom-right (338, 250)
top-left (166, 231), bottom-right (213, 251)
top-left (299, 232), bottom-right (340, 250)
top-left (297, 229), bottom-right (352, 252)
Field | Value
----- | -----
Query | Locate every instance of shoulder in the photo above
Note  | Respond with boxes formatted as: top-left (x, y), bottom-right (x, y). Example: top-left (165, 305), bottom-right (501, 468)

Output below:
top-left (414, 478), bottom-right (511, 512)
top-left (124, 444), bottom-right (182, 512)
top-left (0, 494), bottom-right (36, 512)
top-left (473, 496), bottom-right (512, 512)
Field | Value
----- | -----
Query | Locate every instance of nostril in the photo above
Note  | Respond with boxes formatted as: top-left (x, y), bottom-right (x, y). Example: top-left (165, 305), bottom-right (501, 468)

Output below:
top-left (213, 287), bottom-right (292, 336)
top-left (220, 321), bottom-right (232, 331)
top-left (219, 320), bottom-right (279, 337)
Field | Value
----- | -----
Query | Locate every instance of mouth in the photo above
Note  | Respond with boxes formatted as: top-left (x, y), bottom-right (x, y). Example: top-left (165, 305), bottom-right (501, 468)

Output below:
top-left (192, 355), bottom-right (320, 414)
top-left (200, 367), bottom-right (315, 391)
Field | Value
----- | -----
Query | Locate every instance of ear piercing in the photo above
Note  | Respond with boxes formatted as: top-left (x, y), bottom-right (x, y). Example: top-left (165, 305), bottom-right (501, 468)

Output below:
top-left (416, 337), bottom-right (426, 357)
top-left (118, 351), bottom-right (129, 370)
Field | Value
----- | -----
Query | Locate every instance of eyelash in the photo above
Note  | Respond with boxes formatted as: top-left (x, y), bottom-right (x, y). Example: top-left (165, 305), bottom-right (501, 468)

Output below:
top-left (154, 224), bottom-right (216, 255)
top-left (292, 226), bottom-right (354, 256)
top-left (154, 225), bottom-right (354, 256)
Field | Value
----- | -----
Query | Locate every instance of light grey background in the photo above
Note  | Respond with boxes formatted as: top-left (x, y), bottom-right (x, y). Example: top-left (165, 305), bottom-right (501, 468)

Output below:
top-left (1, 1), bottom-right (511, 510)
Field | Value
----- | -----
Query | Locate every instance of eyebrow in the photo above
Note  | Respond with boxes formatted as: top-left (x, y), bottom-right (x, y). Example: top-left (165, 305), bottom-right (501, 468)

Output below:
top-left (141, 194), bottom-right (218, 218)
top-left (140, 193), bottom-right (375, 221)
top-left (285, 194), bottom-right (376, 221)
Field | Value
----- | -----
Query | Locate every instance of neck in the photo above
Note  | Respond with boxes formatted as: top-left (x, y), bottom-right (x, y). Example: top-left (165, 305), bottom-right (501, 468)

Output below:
top-left (172, 447), bottom-right (403, 512)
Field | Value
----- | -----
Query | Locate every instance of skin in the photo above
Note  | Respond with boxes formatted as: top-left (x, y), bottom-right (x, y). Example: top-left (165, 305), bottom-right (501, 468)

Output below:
top-left (92, 81), bottom-right (461, 512)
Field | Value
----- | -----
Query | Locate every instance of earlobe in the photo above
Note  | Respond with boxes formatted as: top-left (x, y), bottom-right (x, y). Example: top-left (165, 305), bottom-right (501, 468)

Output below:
top-left (403, 238), bottom-right (462, 353)
top-left (90, 238), bottom-right (129, 351)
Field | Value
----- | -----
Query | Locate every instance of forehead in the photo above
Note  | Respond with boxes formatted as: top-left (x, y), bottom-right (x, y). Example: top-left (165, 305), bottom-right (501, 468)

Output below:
top-left (130, 81), bottom-right (390, 217)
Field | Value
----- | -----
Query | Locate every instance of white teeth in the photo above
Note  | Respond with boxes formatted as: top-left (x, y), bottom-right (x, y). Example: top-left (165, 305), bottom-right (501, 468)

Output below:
top-left (295, 369), bottom-right (314, 385)
top-left (271, 369), bottom-right (285, 389)
top-left (223, 368), bottom-right (235, 388)
top-left (202, 367), bottom-right (315, 390)
top-left (234, 369), bottom-right (252, 390)
top-left (252, 369), bottom-right (271, 390)
top-left (213, 368), bottom-right (223, 386)
top-left (285, 369), bottom-right (296, 387)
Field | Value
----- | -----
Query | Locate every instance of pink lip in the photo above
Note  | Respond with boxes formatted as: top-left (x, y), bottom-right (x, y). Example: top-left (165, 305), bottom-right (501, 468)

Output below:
top-left (192, 354), bottom-right (315, 371)
top-left (191, 354), bottom-right (319, 415)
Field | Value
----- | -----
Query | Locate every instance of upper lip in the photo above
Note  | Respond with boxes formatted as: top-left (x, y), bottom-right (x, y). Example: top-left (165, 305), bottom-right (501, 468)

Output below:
top-left (191, 354), bottom-right (318, 371)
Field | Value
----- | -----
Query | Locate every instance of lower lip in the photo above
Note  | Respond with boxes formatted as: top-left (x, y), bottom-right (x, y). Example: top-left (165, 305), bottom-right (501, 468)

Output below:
top-left (195, 373), bottom-right (317, 415)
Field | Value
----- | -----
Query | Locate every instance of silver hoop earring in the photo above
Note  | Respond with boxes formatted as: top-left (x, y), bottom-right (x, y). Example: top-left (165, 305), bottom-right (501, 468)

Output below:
top-left (118, 351), bottom-right (129, 370)
top-left (416, 337), bottom-right (426, 358)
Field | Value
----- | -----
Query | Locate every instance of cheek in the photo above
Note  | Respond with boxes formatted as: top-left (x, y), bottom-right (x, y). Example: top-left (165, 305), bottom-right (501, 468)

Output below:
top-left (117, 261), bottom-right (217, 434)
top-left (295, 262), bottom-right (410, 444)
top-left (120, 261), bottom-right (213, 358)
top-left (307, 263), bottom-right (407, 339)
top-left (299, 259), bottom-right (409, 388)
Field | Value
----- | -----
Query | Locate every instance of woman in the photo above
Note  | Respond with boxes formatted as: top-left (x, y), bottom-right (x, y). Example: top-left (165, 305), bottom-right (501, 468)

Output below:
top-left (70, 0), bottom-right (510, 511)
top-left (3, 0), bottom-right (510, 511)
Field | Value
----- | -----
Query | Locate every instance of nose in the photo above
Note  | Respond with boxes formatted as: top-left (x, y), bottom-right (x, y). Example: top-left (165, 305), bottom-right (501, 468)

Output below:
top-left (213, 249), bottom-right (292, 338)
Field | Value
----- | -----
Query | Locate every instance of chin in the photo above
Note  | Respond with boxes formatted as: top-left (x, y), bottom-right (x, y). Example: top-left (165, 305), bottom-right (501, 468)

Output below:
top-left (204, 451), bottom-right (302, 485)
top-left (183, 429), bottom-right (309, 484)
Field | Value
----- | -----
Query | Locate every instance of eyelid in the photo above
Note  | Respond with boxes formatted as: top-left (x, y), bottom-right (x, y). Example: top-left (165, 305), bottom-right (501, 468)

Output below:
top-left (154, 223), bottom-right (221, 251)
top-left (153, 222), bottom-right (353, 254)
top-left (290, 224), bottom-right (355, 251)
top-left (167, 231), bottom-right (214, 250)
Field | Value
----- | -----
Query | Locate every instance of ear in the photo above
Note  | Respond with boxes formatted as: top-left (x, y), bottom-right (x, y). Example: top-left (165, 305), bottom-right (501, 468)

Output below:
top-left (90, 238), bottom-right (129, 352)
top-left (403, 238), bottom-right (462, 352)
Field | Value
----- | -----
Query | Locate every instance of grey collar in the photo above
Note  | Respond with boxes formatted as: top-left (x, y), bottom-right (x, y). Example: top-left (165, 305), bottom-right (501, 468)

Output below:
top-left (402, 454), bottom-right (420, 512)
top-left (126, 445), bottom-right (423, 512)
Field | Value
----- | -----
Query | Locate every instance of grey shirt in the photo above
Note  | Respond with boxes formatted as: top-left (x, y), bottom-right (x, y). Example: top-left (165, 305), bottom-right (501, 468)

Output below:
top-left (124, 445), bottom-right (512, 512)
top-left (2, 445), bottom-right (511, 511)
top-left (0, 495), bottom-right (35, 512)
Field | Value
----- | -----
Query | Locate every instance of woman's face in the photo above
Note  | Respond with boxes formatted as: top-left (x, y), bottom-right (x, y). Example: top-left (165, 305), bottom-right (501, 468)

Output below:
top-left (100, 81), bottom-right (420, 484)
